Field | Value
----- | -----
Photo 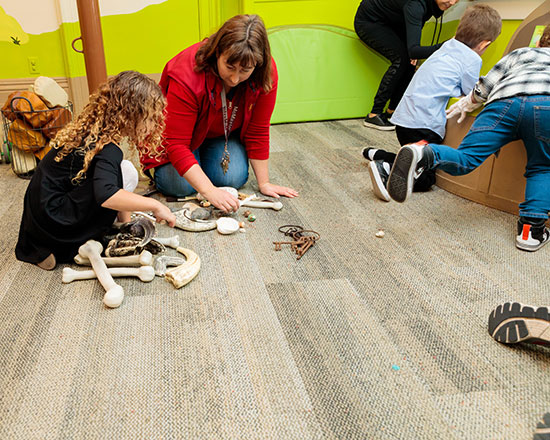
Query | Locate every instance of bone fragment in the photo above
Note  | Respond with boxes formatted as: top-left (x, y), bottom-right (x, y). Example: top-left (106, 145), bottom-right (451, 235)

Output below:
top-left (154, 255), bottom-right (185, 276)
top-left (165, 247), bottom-right (201, 288)
top-left (152, 235), bottom-right (180, 249)
top-left (78, 240), bottom-right (124, 308)
top-left (74, 250), bottom-right (153, 267)
top-left (62, 266), bottom-right (155, 283)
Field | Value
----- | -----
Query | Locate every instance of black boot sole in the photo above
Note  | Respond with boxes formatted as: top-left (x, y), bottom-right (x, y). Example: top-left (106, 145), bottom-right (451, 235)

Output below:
top-left (488, 302), bottom-right (550, 345)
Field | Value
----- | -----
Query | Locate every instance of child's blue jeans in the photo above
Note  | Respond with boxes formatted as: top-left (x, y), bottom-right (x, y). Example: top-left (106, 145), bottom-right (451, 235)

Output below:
top-left (429, 95), bottom-right (550, 219)
top-left (154, 135), bottom-right (249, 197)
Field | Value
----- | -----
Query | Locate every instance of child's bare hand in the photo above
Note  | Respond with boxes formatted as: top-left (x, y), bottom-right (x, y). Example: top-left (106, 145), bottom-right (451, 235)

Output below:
top-left (153, 202), bottom-right (176, 227)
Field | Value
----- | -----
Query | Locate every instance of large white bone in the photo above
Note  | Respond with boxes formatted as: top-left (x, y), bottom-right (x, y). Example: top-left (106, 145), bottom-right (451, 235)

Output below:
top-left (62, 266), bottom-right (155, 283)
top-left (165, 247), bottom-right (201, 288)
top-left (152, 235), bottom-right (180, 249)
top-left (74, 250), bottom-right (153, 267)
top-left (78, 240), bottom-right (124, 308)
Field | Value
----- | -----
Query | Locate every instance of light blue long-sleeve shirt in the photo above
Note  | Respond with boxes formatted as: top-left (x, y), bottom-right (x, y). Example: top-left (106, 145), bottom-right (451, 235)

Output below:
top-left (390, 38), bottom-right (482, 139)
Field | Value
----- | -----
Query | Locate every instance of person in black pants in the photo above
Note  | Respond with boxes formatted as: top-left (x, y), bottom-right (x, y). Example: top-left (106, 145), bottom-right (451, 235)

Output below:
top-left (354, 0), bottom-right (458, 130)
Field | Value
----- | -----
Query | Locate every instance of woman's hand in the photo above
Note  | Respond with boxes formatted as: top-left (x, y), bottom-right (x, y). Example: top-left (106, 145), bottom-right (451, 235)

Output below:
top-left (258, 182), bottom-right (299, 199)
top-left (202, 187), bottom-right (240, 213)
top-left (152, 201), bottom-right (177, 227)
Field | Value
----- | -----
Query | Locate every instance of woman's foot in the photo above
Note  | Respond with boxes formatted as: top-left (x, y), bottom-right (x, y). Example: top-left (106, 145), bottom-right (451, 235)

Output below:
top-left (36, 253), bottom-right (56, 270)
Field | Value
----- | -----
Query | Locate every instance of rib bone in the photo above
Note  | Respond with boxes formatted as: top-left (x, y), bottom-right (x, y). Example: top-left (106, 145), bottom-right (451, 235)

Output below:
top-left (74, 250), bottom-right (153, 267)
top-left (165, 247), bottom-right (201, 288)
top-left (78, 240), bottom-right (124, 308)
top-left (62, 266), bottom-right (155, 283)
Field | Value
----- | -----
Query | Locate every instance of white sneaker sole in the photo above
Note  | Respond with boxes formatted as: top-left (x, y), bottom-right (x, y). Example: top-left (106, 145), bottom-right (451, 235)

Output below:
top-left (367, 161), bottom-right (390, 202)
top-left (362, 121), bottom-right (395, 131)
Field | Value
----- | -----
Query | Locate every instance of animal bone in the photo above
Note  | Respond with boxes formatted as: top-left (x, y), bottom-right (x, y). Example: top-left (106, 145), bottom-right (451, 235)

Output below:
top-left (152, 235), bottom-right (180, 249)
top-left (165, 247), bottom-right (201, 288)
top-left (74, 250), bottom-right (153, 267)
top-left (62, 266), bottom-right (155, 283)
top-left (174, 208), bottom-right (217, 232)
top-left (153, 255), bottom-right (185, 276)
top-left (78, 240), bottom-right (124, 308)
top-left (241, 199), bottom-right (283, 211)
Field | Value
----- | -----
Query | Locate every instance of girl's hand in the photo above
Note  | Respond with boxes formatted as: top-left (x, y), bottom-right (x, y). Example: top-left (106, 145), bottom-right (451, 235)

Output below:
top-left (202, 187), bottom-right (240, 213)
top-left (152, 202), bottom-right (176, 227)
top-left (258, 182), bottom-right (299, 198)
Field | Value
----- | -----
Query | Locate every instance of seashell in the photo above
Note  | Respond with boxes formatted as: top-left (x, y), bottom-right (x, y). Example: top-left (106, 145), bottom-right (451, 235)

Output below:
top-left (165, 247), bottom-right (201, 288)
top-left (216, 217), bottom-right (240, 235)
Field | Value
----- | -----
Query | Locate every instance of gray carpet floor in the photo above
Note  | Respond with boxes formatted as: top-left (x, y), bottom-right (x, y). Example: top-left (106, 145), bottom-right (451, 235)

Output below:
top-left (0, 119), bottom-right (549, 439)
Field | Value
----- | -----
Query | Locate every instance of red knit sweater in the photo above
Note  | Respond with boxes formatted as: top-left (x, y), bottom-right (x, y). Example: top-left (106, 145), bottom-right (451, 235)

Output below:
top-left (140, 42), bottom-right (278, 175)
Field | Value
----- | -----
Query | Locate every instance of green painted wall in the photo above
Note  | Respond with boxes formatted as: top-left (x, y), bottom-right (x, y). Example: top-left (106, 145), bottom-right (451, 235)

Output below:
top-left (0, 0), bottom-right (526, 122)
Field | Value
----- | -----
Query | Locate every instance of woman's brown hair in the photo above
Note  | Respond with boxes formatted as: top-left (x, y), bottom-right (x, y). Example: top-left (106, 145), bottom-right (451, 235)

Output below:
top-left (195, 14), bottom-right (273, 92)
top-left (52, 71), bottom-right (166, 183)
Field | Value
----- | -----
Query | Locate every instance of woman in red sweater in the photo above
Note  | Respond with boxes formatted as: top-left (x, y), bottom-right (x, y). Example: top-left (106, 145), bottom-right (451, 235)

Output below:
top-left (141, 14), bottom-right (298, 212)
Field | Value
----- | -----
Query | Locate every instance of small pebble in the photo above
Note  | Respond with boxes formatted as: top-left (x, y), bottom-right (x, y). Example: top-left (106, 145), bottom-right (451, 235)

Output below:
top-left (391, 364), bottom-right (400, 371)
top-left (200, 200), bottom-right (211, 207)
top-left (239, 221), bottom-right (246, 228)
top-left (247, 214), bottom-right (256, 222)
top-left (243, 210), bottom-right (251, 217)
top-left (375, 229), bottom-right (385, 238)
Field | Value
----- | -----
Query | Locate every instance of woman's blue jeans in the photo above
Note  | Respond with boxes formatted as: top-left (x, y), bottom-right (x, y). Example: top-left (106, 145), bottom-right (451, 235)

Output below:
top-left (154, 135), bottom-right (249, 197)
top-left (429, 96), bottom-right (550, 219)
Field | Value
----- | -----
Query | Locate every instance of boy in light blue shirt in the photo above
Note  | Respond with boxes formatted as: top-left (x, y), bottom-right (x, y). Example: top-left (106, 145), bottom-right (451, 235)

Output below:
top-left (362, 4), bottom-right (501, 201)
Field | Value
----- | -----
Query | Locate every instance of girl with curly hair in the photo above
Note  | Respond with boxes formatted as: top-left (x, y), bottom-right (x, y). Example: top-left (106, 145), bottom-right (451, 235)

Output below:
top-left (140, 14), bottom-right (298, 213)
top-left (15, 71), bottom-right (176, 270)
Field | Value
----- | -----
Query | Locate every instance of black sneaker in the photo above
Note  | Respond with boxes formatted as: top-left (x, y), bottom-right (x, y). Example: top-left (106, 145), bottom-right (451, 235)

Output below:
top-left (363, 114), bottom-right (395, 131)
top-left (516, 217), bottom-right (550, 252)
top-left (534, 413), bottom-right (550, 439)
top-left (387, 140), bottom-right (433, 203)
top-left (488, 302), bottom-right (550, 345)
top-left (367, 160), bottom-right (391, 202)
top-left (361, 147), bottom-right (377, 161)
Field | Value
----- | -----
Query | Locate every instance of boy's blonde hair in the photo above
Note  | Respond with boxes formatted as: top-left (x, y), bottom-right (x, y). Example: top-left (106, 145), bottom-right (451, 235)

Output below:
top-left (455, 4), bottom-right (502, 49)
top-left (539, 25), bottom-right (550, 48)
top-left (53, 71), bottom-right (166, 183)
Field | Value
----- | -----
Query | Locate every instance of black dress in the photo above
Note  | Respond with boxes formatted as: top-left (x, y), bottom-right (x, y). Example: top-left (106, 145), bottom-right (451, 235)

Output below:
top-left (15, 143), bottom-right (123, 264)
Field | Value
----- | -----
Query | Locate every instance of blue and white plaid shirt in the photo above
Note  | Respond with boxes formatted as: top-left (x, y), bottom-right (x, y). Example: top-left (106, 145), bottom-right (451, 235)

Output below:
top-left (474, 47), bottom-right (550, 104)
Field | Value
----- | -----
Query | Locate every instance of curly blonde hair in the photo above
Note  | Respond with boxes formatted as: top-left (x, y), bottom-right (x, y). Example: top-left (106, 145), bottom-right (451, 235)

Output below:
top-left (539, 24), bottom-right (550, 48)
top-left (53, 71), bottom-right (166, 183)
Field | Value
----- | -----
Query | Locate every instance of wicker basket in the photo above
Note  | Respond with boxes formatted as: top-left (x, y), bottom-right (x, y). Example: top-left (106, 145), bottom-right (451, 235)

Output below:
top-left (1, 96), bottom-right (72, 178)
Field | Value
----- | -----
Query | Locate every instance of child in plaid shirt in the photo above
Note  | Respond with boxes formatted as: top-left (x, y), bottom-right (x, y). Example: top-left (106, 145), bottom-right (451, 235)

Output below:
top-left (387, 25), bottom-right (550, 252)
